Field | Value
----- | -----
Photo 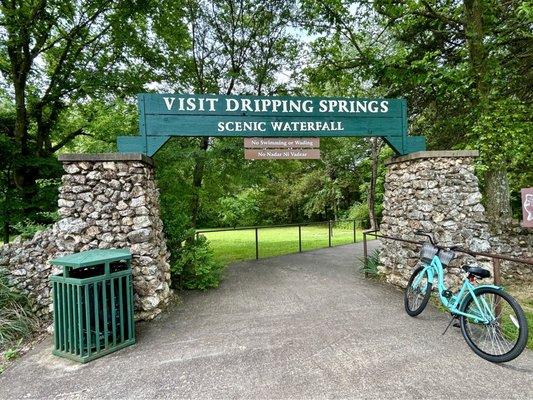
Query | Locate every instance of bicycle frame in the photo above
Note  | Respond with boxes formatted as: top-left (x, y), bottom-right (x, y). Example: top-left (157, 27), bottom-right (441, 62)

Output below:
top-left (412, 255), bottom-right (501, 324)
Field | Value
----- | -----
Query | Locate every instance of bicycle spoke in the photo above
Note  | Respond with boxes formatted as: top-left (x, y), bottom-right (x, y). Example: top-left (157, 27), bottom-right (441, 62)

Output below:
top-left (463, 292), bottom-right (521, 357)
top-left (407, 272), bottom-right (427, 311)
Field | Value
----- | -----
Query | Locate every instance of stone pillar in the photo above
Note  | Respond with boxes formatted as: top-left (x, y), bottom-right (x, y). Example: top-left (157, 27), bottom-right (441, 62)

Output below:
top-left (378, 151), bottom-right (492, 288)
top-left (56, 153), bottom-right (172, 320)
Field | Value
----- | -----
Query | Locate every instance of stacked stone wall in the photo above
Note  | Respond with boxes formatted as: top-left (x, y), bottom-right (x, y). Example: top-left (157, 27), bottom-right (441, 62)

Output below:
top-left (490, 225), bottom-right (533, 281)
top-left (0, 229), bottom-right (61, 318)
top-left (0, 154), bottom-right (172, 320)
top-left (379, 151), bottom-right (532, 289)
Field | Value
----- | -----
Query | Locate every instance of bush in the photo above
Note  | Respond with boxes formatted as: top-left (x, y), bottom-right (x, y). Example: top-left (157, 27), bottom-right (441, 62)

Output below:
top-left (11, 219), bottom-right (48, 240)
top-left (171, 236), bottom-right (225, 290)
top-left (359, 248), bottom-right (382, 277)
top-left (0, 273), bottom-right (39, 352)
top-left (347, 202), bottom-right (370, 228)
top-left (159, 191), bottom-right (225, 290)
top-left (218, 188), bottom-right (261, 227)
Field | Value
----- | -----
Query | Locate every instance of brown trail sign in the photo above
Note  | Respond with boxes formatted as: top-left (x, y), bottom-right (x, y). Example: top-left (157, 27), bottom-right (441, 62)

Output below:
top-left (244, 137), bottom-right (319, 149)
top-left (245, 149), bottom-right (321, 160)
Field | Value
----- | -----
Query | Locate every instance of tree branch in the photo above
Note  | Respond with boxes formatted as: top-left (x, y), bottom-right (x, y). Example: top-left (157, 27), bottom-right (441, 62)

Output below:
top-left (50, 128), bottom-right (92, 153)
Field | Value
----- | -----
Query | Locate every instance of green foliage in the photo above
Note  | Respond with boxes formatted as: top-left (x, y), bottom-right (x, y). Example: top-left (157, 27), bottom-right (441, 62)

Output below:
top-left (471, 98), bottom-right (533, 217)
top-left (218, 189), bottom-right (261, 228)
top-left (360, 249), bottom-right (381, 278)
top-left (2, 343), bottom-right (21, 361)
top-left (347, 203), bottom-right (369, 229)
top-left (301, 0), bottom-right (531, 220)
top-left (11, 220), bottom-right (47, 240)
top-left (0, 0), bottom-right (189, 241)
top-left (171, 236), bottom-right (225, 290)
top-left (0, 274), bottom-right (39, 351)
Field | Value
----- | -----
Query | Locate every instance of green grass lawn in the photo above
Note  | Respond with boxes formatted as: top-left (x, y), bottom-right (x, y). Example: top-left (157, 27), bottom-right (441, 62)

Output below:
top-left (200, 224), bottom-right (363, 265)
top-left (507, 284), bottom-right (533, 350)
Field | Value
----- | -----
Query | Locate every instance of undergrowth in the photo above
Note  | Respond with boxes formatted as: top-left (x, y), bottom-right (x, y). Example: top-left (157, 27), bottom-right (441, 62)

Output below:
top-left (359, 248), bottom-right (382, 278)
top-left (0, 273), bottom-right (39, 373)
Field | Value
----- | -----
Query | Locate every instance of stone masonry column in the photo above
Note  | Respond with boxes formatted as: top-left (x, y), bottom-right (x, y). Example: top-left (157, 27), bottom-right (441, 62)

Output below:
top-left (378, 151), bottom-right (493, 289)
top-left (57, 153), bottom-right (172, 320)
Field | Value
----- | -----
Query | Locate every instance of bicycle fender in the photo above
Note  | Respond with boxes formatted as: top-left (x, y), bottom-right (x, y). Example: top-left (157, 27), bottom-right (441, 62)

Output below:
top-left (420, 264), bottom-right (434, 283)
top-left (458, 284), bottom-right (503, 311)
top-left (426, 267), bottom-right (434, 284)
top-left (471, 284), bottom-right (502, 291)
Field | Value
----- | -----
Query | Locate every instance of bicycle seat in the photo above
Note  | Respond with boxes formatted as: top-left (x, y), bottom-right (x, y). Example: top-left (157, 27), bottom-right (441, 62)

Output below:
top-left (462, 265), bottom-right (491, 279)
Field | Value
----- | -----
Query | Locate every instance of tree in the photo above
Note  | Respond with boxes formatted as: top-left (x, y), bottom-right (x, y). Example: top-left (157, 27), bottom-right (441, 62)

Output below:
top-left (158, 0), bottom-right (299, 228)
top-left (0, 0), bottom-right (189, 238)
top-left (300, 0), bottom-right (532, 226)
top-left (372, 0), bottom-right (532, 227)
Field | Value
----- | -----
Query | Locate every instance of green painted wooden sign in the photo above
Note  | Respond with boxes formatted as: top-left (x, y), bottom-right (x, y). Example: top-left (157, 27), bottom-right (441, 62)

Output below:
top-left (117, 93), bottom-right (426, 156)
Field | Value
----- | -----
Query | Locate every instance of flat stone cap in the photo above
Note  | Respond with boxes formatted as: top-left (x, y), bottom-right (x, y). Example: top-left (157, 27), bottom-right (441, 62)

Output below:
top-left (58, 153), bottom-right (154, 166)
top-left (385, 150), bottom-right (479, 166)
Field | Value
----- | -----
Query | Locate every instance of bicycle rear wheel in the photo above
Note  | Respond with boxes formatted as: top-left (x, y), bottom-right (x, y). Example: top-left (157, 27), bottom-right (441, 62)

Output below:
top-left (404, 265), bottom-right (432, 316)
top-left (460, 287), bottom-right (528, 363)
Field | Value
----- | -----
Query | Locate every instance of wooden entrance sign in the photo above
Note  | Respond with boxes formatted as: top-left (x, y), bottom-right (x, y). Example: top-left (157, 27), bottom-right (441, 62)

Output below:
top-left (117, 93), bottom-right (426, 156)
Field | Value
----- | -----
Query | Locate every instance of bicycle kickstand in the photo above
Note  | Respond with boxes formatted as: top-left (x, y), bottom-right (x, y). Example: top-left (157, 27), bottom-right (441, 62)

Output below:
top-left (442, 315), bottom-right (458, 336)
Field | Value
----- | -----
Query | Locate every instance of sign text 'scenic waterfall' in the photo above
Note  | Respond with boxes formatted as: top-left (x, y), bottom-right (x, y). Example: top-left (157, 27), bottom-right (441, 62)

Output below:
top-left (117, 93), bottom-right (426, 156)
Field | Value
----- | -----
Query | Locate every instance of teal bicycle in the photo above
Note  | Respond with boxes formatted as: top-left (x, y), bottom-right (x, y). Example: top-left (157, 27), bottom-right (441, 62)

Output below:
top-left (404, 230), bottom-right (528, 363)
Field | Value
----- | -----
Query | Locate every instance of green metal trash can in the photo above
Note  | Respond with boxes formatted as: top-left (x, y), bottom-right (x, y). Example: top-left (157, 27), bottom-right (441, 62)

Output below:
top-left (50, 249), bottom-right (135, 363)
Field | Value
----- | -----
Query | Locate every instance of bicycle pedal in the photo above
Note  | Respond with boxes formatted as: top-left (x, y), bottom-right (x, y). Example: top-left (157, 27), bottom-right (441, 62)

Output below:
top-left (442, 290), bottom-right (453, 299)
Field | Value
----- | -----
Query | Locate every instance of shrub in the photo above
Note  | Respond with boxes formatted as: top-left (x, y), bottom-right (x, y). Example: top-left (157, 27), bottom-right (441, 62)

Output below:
top-left (0, 273), bottom-right (39, 352)
top-left (359, 248), bottom-right (382, 277)
top-left (347, 202), bottom-right (370, 228)
top-left (171, 235), bottom-right (225, 290)
top-left (218, 188), bottom-right (261, 227)
top-left (11, 219), bottom-right (48, 240)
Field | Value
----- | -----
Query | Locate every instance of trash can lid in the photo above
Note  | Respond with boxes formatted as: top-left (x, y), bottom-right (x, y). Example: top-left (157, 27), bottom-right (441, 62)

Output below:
top-left (50, 248), bottom-right (132, 268)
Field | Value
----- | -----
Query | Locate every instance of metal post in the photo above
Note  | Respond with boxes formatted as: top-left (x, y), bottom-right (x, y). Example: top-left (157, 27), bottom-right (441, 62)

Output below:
top-left (493, 257), bottom-right (502, 319)
top-left (493, 257), bottom-right (502, 286)
top-left (363, 232), bottom-right (368, 269)
top-left (328, 220), bottom-right (332, 247)
top-left (353, 220), bottom-right (356, 243)
top-left (298, 225), bottom-right (302, 252)
top-left (255, 228), bottom-right (259, 260)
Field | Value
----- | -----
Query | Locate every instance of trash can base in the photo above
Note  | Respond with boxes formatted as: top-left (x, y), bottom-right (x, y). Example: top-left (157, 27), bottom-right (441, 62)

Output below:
top-left (52, 339), bottom-right (136, 363)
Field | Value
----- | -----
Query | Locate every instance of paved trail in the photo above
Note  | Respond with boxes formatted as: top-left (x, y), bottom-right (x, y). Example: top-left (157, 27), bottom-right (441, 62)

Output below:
top-left (1, 242), bottom-right (531, 399)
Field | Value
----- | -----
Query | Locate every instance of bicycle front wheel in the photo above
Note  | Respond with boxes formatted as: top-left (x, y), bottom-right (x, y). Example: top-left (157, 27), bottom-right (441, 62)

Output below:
top-left (404, 265), bottom-right (432, 316)
top-left (460, 287), bottom-right (528, 363)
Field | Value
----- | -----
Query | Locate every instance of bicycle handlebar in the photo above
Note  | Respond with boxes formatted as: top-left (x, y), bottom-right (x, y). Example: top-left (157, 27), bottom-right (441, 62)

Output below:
top-left (414, 230), bottom-right (464, 251)
top-left (414, 229), bottom-right (436, 245)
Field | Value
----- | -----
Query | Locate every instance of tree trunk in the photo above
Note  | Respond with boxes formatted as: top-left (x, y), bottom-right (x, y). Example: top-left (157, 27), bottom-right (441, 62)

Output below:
top-left (464, 0), bottom-right (488, 97)
top-left (190, 137), bottom-right (210, 228)
top-left (484, 169), bottom-right (512, 231)
top-left (367, 138), bottom-right (382, 230)
top-left (464, 0), bottom-right (512, 229)
top-left (11, 74), bottom-right (40, 216)
top-left (13, 79), bottom-right (29, 155)
top-left (2, 220), bottom-right (9, 244)
top-left (1, 171), bottom-right (11, 244)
